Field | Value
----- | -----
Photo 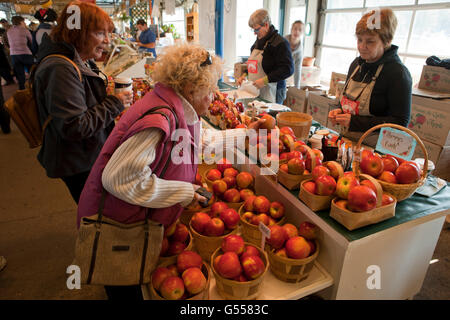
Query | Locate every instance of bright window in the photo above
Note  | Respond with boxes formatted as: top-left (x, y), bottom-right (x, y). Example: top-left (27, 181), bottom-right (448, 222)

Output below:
top-left (162, 6), bottom-right (186, 40)
top-left (236, 0), bottom-right (264, 58)
top-left (0, 11), bottom-right (6, 20)
top-left (287, 6), bottom-right (307, 31)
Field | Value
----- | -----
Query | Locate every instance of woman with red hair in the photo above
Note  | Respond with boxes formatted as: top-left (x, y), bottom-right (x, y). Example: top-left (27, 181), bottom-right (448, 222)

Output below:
top-left (33, 2), bottom-right (132, 203)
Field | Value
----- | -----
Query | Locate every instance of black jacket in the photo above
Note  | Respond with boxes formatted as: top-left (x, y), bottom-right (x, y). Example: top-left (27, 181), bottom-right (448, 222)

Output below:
top-left (346, 45), bottom-right (412, 132)
top-left (34, 34), bottom-right (124, 178)
top-left (249, 25), bottom-right (294, 83)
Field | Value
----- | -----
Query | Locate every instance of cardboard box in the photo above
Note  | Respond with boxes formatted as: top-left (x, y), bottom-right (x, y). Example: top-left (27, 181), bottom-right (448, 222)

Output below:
top-left (418, 65), bottom-right (450, 94)
top-left (306, 92), bottom-right (339, 126)
top-left (234, 63), bottom-right (247, 80)
top-left (409, 95), bottom-right (450, 146)
top-left (329, 72), bottom-right (347, 96)
top-left (301, 66), bottom-right (321, 87)
top-left (413, 140), bottom-right (450, 181)
top-left (286, 87), bottom-right (307, 113)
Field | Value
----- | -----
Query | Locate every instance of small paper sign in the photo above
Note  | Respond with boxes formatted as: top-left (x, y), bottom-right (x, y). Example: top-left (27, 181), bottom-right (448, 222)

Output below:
top-left (375, 127), bottom-right (417, 160)
top-left (259, 222), bottom-right (271, 250)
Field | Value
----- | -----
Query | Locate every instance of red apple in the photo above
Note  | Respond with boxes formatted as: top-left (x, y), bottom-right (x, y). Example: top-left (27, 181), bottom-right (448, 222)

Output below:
top-left (305, 153), bottom-right (322, 172)
top-left (182, 267), bottom-right (206, 295)
top-left (216, 252), bottom-right (242, 279)
top-left (241, 255), bottom-right (265, 279)
top-left (395, 162), bottom-right (421, 184)
top-left (287, 158), bottom-right (305, 175)
top-left (282, 223), bottom-right (298, 238)
top-left (236, 172), bottom-right (254, 189)
top-left (223, 188), bottom-right (241, 203)
top-left (307, 240), bottom-right (316, 255)
top-left (221, 234), bottom-right (245, 255)
top-left (160, 276), bottom-right (185, 300)
top-left (195, 172), bottom-right (202, 186)
top-left (177, 250), bottom-right (203, 273)
top-left (160, 237), bottom-right (169, 256)
top-left (312, 149), bottom-right (324, 161)
top-left (303, 181), bottom-right (316, 195)
top-left (325, 161), bottom-right (344, 180)
top-left (222, 176), bottom-right (237, 189)
top-left (312, 165), bottom-right (331, 181)
top-left (191, 212), bottom-right (211, 234)
top-left (378, 171), bottom-right (397, 184)
top-left (167, 241), bottom-right (187, 256)
top-left (241, 211), bottom-right (255, 223)
top-left (280, 163), bottom-right (289, 173)
top-left (172, 223), bottom-right (189, 243)
top-left (212, 179), bottom-right (228, 195)
top-left (217, 158), bottom-right (232, 173)
top-left (260, 114), bottom-right (276, 130)
top-left (382, 156), bottom-right (399, 173)
top-left (298, 221), bottom-right (319, 240)
top-left (287, 150), bottom-right (303, 161)
top-left (167, 264), bottom-right (179, 277)
top-left (164, 221), bottom-right (177, 237)
top-left (315, 175), bottom-right (337, 196)
top-left (280, 126), bottom-right (295, 137)
top-left (269, 201), bottom-right (285, 219)
top-left (219, 208), bottom-right (240, 229)
top-left (279, 152), bottom-right (289, 162)
top-left (152, 267), bottom-right (173, 291)
top-left (241, 245), bottom-right (260, 260)
top-left (335, 199), bottom-right (349, 210)
top-left (281, 133), bottom-right (295, 150)
top-left (204, 218), bottom-right (225, 236)
top-left (267, 225), bottom-right (288, 249)
top-left (243, 195), bottom-right (257, 212)
top-left (361, 179), bottom-right (377, 193)
top-left (294, 143), bottom-right (309, 156)
top-left (253, 196), bottom-right (271, 213)
top-left (239, 189), bottom-right (255, 201)
top-left (347, 185), bottom-right (377, 212)
top-left (253, 213), bottom-right (270, 226)
top-left (210, 202), bottom-right (229, 218)
top-left (206, 169), bottom-right (222, 181)
top-left (360, 154), bottom-right (384, 177)
top-left (382, 193), bottom-right (395, 206)
top-left (285, 236), bottom-right (311, 259)
top-left (275, 248), bottom-right (288, 258)
top-left (233, 273), bottom-right (249, 282)
top-left (223, 167), bottom-right (239, 178)
top-left (336, 175), bottom-right (360, 200)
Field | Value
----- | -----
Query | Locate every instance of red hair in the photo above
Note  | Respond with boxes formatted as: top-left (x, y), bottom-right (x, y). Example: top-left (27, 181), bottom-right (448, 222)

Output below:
top-left (51, 1), bottom-right (113, 52)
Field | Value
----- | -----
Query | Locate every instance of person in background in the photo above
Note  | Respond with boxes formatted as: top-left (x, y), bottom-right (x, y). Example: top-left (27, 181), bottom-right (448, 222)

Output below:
top-left (28, 22), bottom-right (38, 32)
top-left (0, 30), bottom-right (15, 85)
top-left (237, 9), bottom-right (294, 104)
top-left (7, 16), bottom-right (34, 90)
top-left (328, 8), bottom-right (412, 147)
top-left (135, 19), bottom-right (157, 58)
top-left (33, 1), bottom-right (131, 204)
top-left (0, 78), bottom-right (10, 134)
top-left (33, 8), bottom-right (58, 51)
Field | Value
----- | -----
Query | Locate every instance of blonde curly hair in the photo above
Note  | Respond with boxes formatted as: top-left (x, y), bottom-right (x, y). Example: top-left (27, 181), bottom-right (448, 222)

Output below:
top-left (151, 42), bottom-right (223, 94)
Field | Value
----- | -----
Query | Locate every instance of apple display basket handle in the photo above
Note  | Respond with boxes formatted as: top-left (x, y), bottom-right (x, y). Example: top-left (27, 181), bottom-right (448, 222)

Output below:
top-left (353, 123), bottom-right (428, 202)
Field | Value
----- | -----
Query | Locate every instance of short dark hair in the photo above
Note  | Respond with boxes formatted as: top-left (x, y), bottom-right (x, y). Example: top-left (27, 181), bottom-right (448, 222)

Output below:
top-left (11, 16), bottom-right (24, 26)
top-left (0, 19), bottom-right (8, 24)
top-left (136, 19), bottom-right (147, 26)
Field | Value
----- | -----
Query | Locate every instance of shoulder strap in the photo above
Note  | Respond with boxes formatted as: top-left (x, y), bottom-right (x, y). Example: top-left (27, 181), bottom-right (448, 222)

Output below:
top-left (41, 54), bottom-right (82, 82)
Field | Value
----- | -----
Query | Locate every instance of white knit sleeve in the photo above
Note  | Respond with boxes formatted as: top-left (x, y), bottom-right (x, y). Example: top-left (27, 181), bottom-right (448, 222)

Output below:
top-left (102, 128), bottom-right (195, 208)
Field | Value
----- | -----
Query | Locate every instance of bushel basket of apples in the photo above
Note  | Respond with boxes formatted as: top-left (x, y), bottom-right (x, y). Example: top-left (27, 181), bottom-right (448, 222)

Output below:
top-left (355, 123), bottom-right (428, 202)
top-left (329, 173), bottom-right (397, 231)
top-left (298, 161), bottom-right (345, 211)
top-left (150, 250), bottom-right (211, 300)
top-left (239, 195), bottom-right (287, 246)
top-left (266, 222), bottom-right (320, 283)
top-left (211, 235), bottom-right (269, 300)
top-left (158, 220), bottom-right (194, 265)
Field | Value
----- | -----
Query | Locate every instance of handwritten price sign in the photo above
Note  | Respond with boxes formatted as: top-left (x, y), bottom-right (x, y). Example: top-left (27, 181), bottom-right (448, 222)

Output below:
top-left (375, 128), bottom-right (417, 160)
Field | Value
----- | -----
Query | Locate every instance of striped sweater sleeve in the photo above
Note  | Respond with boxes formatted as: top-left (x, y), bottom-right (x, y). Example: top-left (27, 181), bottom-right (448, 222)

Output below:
top-left (101, 128), bottom-right (195, 208)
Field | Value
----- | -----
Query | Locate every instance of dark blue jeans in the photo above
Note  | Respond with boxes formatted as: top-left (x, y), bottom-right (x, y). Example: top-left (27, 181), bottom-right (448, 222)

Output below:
top-left (276, 80), bottom-right (287, 105)
top-left (11, 54), bottom-right (34, 90)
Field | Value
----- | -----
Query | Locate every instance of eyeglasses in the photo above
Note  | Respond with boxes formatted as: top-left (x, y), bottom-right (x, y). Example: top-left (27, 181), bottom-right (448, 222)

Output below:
top-left (253, 25), bottom-right (264, 33)
top-left (200, 51), bottom-right (212, 67)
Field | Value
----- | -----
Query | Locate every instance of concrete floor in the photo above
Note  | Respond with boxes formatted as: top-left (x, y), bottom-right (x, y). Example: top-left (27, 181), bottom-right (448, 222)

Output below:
top-left (0, 83), bottom-right (448, 300)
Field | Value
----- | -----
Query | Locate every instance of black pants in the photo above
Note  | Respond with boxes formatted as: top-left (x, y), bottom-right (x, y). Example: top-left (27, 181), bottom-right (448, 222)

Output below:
top-left (60, 171), bottom-right (90, 204)
top-left (0, 83), bottom-right (10, 134)
top-left (104, 285), bottom-right (143, 300)
top-left (0, 44), bottom-right (14, 83)
top-left (11, 54), bottom-right (34, 90)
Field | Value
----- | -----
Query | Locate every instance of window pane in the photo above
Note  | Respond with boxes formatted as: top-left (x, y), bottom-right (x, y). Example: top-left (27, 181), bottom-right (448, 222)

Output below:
top-left (327, 0), bottom-right (363, 9)
top-left (408, 9), bottom-right (450, 56)
top-left (403, 57), bottom-right (427, 85)
top-left (236, 0), bottom-right (264, 57)
top-left (391, 11), bottom-right (413, 53)
top-left (419, 0), bottom-right (450, 4)
top-left (288, 6), bottom-right (307, 30)
top-left (319, 47), bottom-right (358, 82)
top-left (366, 0), bottom-right (414, 7)
top-left (323, 12), bottom-right (362, 48)
top-left (162, 7), bottom-right (186, 39)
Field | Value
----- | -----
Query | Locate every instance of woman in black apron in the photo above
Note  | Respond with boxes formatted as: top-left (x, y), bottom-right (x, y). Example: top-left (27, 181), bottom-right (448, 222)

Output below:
top-left (328, 8), bottom-right (412, 147)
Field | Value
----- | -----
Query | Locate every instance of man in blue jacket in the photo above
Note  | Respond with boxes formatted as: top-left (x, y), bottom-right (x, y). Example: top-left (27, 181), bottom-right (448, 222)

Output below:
top-left (135, 19), bottom-right (157, 58)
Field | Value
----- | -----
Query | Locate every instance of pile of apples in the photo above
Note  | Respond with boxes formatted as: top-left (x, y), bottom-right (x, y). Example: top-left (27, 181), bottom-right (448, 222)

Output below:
top-left (213, 235), bottom-right (266, 282)
top-left (191, 201), bottom-right (240, 237)
top-left (241, 195), bottom-right (285, 227)
top-left (302, 161), bottom-right (344, 197)
top-left (360, 150), bottom-right (422, 185)
top-left (279, 144), bottom-right (324, 176)
top-left (209, 92), bottom-right (251, 129)
top-left (152, 251), bottom-right (207, 300)
top-left (160, 220), bottom-right (191, 257)
top-left (333, 172), bottom-right (395, 212)
top-left (267, 222), bottom-right (319, 259)
top-left (205, 159), bottom-right (255, 204)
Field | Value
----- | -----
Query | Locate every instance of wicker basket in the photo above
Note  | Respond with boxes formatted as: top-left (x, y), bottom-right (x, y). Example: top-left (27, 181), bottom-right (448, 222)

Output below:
top-left (266, 240), bottom-right (319, 283)
top-left (276, 112), bottom-right (312, 141)
top-left (188, 220), bottom-right (238, 263)
top-left (277, 145), bottom-right (316, 190)
top-left (180, 207), bottom-right (210, 226)
top-left (298, 180), bottom-right (334, 211)
top-left (158, 231), bottom-right (194, 265)
top-left (211, 243), bottom-right (269, 300)
top-left (224, 201), bottom-right (244, 210)
top-left (148, 261), bottom-right (211, 300)
top-left (353, 123), bottom-right (428, 202)
top-left (238, 204), bottom-right (286, 246)
top-left (329, 174), bottom-right (397, 230)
